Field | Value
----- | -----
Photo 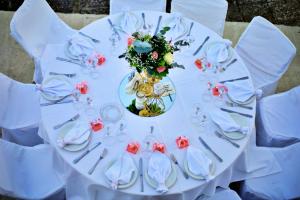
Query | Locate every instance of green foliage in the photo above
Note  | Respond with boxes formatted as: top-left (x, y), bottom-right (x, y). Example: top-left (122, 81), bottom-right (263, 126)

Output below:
top-left (119, 26), bottom-right (187, 79)
top-left (127, 99), bottom-right (140, 115)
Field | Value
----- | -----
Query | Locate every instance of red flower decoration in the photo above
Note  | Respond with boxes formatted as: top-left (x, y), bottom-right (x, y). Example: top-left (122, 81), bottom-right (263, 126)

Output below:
top-left (90, 119), bottom-right (104, 132)
top-left (127, 37), bottom-right (134, 46)
top-left (76, 81), bottom-right (88, 94)
top-left (157, 66), bottom-right (166, 73)
top-left (152, 51), bottom-right (158, 60)
top-left (195, 59), bottom-right (203, 70)
top-left (176, 136), bottom-right (189, 149)
top-left (152, 142), bottom-right (166, 153)
top-left (97, 55), bottom-right (106, 66)
top-left (126, 142), bottom-right (140, 154)
top-left (212, 86), bottom-right (220, 96)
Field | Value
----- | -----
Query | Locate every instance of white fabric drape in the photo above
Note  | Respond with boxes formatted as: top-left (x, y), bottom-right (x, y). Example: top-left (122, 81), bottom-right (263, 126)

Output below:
top-left (256, 86), bottom-right (300, 147)
top-left (109, 0), bottom-right (167, 14)
top-left (171, 0), bottom-right (228, 36)
top-left (0, 73), bottom-right (43, 146)
top-left (235, 16), bottom-right (296, 97)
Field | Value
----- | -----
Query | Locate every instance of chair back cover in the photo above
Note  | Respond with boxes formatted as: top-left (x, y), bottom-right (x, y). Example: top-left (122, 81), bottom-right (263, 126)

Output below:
top-left (109, 0), bottom-right (166, 14)
top-left (0, 139), bottom-right (64, 199)
top-left (10, 0), bottom-right (76, 83)
top-left (241, 143), bottom-right (300, 199)
top-left (235, 16), bottom-right (296, 96)
top-left (256, 86), bottom-right (300, 147)
top-left (0, 73), bottom-right (42, 146)
top-left (171, 0), bottom-right (228, 36)
top-left (205, 188), bottom-right (241, 200)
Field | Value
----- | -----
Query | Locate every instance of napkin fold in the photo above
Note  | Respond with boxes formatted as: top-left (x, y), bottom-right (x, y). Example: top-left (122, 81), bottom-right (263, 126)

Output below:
top-left (105, 153), bottom-right (136, 189)
top-left (210, 108), bottom-right (249, 135)
top-left (148, 152), bottom-right (171, 193)
top-left (38, 78), bottom-right (73, 98)
top-left (57, 123), bottom-right (90, 147)
top-left (168, 13), bottom-right (186, 39)
top-left (67, 35), bottom-right (95, 58)
top-left (225, 80), bottom-right (255, 103)
top-left (186, 146), bottom-right (212, 179)
top-left (120, 12), bottom-right (139, 34)
top-left (153, 82), bottom-right (175, 96)
top-left (206, 39), bottom-right (232, 64)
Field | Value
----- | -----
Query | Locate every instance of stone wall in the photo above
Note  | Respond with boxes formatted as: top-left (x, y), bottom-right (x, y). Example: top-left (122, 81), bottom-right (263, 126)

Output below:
top-left (0, 0), bottom-right (299, 26)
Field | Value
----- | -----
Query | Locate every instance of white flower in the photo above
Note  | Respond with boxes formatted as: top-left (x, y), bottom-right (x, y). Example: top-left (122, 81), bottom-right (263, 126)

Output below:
top-left (163, 52), bottom-right (174, 65)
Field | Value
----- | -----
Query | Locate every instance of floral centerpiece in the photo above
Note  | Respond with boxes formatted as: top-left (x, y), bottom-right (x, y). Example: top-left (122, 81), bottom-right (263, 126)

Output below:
top-left (119, 27), bottom-right (187, 117)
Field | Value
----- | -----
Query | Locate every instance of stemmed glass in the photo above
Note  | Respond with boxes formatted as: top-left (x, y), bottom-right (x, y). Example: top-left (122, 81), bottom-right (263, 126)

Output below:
top-left (190, 103), bottom-right (208, 133)
top-left (115, 120), bottom-right (129, 143)
top-left (142, 126), bottom-right (157, 158)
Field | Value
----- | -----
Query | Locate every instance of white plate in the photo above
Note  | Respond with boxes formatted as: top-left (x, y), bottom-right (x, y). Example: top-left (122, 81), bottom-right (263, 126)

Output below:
top-left (219, 113), bottom-right (249, 140)
top-left (226, 92), bottom-right (255, 105)
top-left (144, 162), bottom-right (177, 190)
top-left (183, 153), bottom-right (216, 180)
top-left (104, 160), bottom-right (138, 189)
top-left (204, 41), bottom-right (233, 64)
top-left (40, 76), bottom-right (73, 101)
top-left (57, 121), bottom-right (91, 152)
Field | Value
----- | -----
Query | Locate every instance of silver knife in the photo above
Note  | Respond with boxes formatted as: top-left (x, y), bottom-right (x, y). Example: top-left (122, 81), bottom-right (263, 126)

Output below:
top-left (154, 15), bottom-right (162, 35)
top-left (193, 36), bottom-right (210, 56)
top-left (53, 114), bottom-right (80, 130)
top-left (214, 131), bottom-right (240, 148)
top-left (170, 154), bottom-right (189, 179)
top-left (56, 57), bottom-right (83, 67)
top-left (198, 136), bottom-right (223, 162)
top-left (219, 76), bottom-right (249, 84)
top-left (220, 108), bottom-right (253, 118)
top-left (79, 32), bottom-right (101, 43)
top-left (49, 72), bottom-right (77, 78)
top-left (139, 158), bottom-right (144, 192)
top-left (73, 142), bottom-right (102, 164)
top-left (222, 58), bottom-right (237, 71)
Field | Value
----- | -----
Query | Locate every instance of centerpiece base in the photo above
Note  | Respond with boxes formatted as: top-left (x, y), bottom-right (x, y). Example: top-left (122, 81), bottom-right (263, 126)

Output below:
top-left (119, 72), bottom-right (176, 117)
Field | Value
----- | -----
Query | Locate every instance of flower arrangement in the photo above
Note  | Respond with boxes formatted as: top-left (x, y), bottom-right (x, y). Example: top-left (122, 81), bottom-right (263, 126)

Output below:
top-left (119, 27), bottom-right (185, 79)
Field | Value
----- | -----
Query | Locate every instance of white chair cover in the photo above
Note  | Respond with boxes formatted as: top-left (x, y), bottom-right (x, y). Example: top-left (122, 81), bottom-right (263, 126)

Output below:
top-left (109, 0), bottom-right (167, 14)
top-left (198, 188), bottom-right (241, 200)
top-left (241, 143), bottom-right (300, 200)
top-left (10, 0), bottom-right (76, 83)
top-left (235, 16), bottom-right (296, 97)
top-left (0, 73), bottom-right (43, 146)
top-left (256, 86), bottom-right (300, 147)
top-left (0, 139), bottom-right (65, 199)
top-left (171, 0), bottom-right (228, 36)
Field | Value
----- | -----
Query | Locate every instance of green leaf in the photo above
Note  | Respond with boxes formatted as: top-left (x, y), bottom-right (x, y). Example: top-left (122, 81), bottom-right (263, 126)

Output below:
top-left (172, 62), bottom-right (185, 69)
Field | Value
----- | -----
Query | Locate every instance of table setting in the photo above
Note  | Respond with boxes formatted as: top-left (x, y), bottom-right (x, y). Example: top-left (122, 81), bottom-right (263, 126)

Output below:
top-left (38, 10), bottom-right (258, 198)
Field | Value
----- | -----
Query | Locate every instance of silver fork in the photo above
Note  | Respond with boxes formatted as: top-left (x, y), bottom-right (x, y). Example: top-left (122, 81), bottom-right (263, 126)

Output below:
top-left (226, 101), bottom-right (253, 110)
top-left (88, 148), bottom-right (108, 175)
top-left (53, 114), bottom-right (80, 130)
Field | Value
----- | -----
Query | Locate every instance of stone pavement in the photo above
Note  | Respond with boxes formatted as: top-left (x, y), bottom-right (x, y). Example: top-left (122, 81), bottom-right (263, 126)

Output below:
top-left (0, 10), bottom-right (299, 93)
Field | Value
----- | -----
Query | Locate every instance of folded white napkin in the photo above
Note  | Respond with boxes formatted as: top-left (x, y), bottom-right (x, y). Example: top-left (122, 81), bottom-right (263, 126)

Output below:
top-left (39, 78), bottom-right (73, 97)
top-left (210, 108), bottom-right (249, 134)
top-left (148, 152), bottom-right (171, 193)
top-left (120, 12), bottom-right (139, 34)
top-left (67, 35), bottom-right (95, 58)
top-left (225, 80), bottom-right (254, 103)
top-left (206, 39), bottom-right (232, 64)
top-left (105, 153), bottom-right (136, 189)
top-left (186, 146), bottom-right (212, 179)
top-left (168, 13), bottom-right (186, 39)
top-left (57, 123), bottom-right (90, 147)
top-left (125, 72), bottom-right (142, 95)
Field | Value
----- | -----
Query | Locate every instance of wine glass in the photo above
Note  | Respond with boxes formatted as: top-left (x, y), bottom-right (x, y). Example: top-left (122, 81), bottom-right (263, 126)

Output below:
top-left (115, 120), bottom-right (129, 143)
top-left (190, 103), bottom-right (208, 133)
top-left (142, 126), bottom-right (157, 158)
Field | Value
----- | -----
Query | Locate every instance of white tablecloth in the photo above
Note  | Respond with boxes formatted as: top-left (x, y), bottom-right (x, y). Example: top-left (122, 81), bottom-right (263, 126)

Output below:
top-left (38, 11), bottom-right (281, 200)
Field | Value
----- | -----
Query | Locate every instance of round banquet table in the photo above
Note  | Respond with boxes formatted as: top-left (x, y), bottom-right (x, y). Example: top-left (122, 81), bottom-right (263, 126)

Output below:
top-left (39, 11), bottom-right (257, 199)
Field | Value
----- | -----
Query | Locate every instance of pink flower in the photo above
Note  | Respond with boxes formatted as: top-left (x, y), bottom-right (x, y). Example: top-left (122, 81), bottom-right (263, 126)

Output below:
top-left (76, 81), bottom-right (88, 94)
top-left (152, 51), bottom-right (158, 60)
top-left (127, 37), bottom-right (134, 46)
top-left (97, 54), bottom-right (106, 66)
top-left (157, 66), bottom-right (166, 73)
